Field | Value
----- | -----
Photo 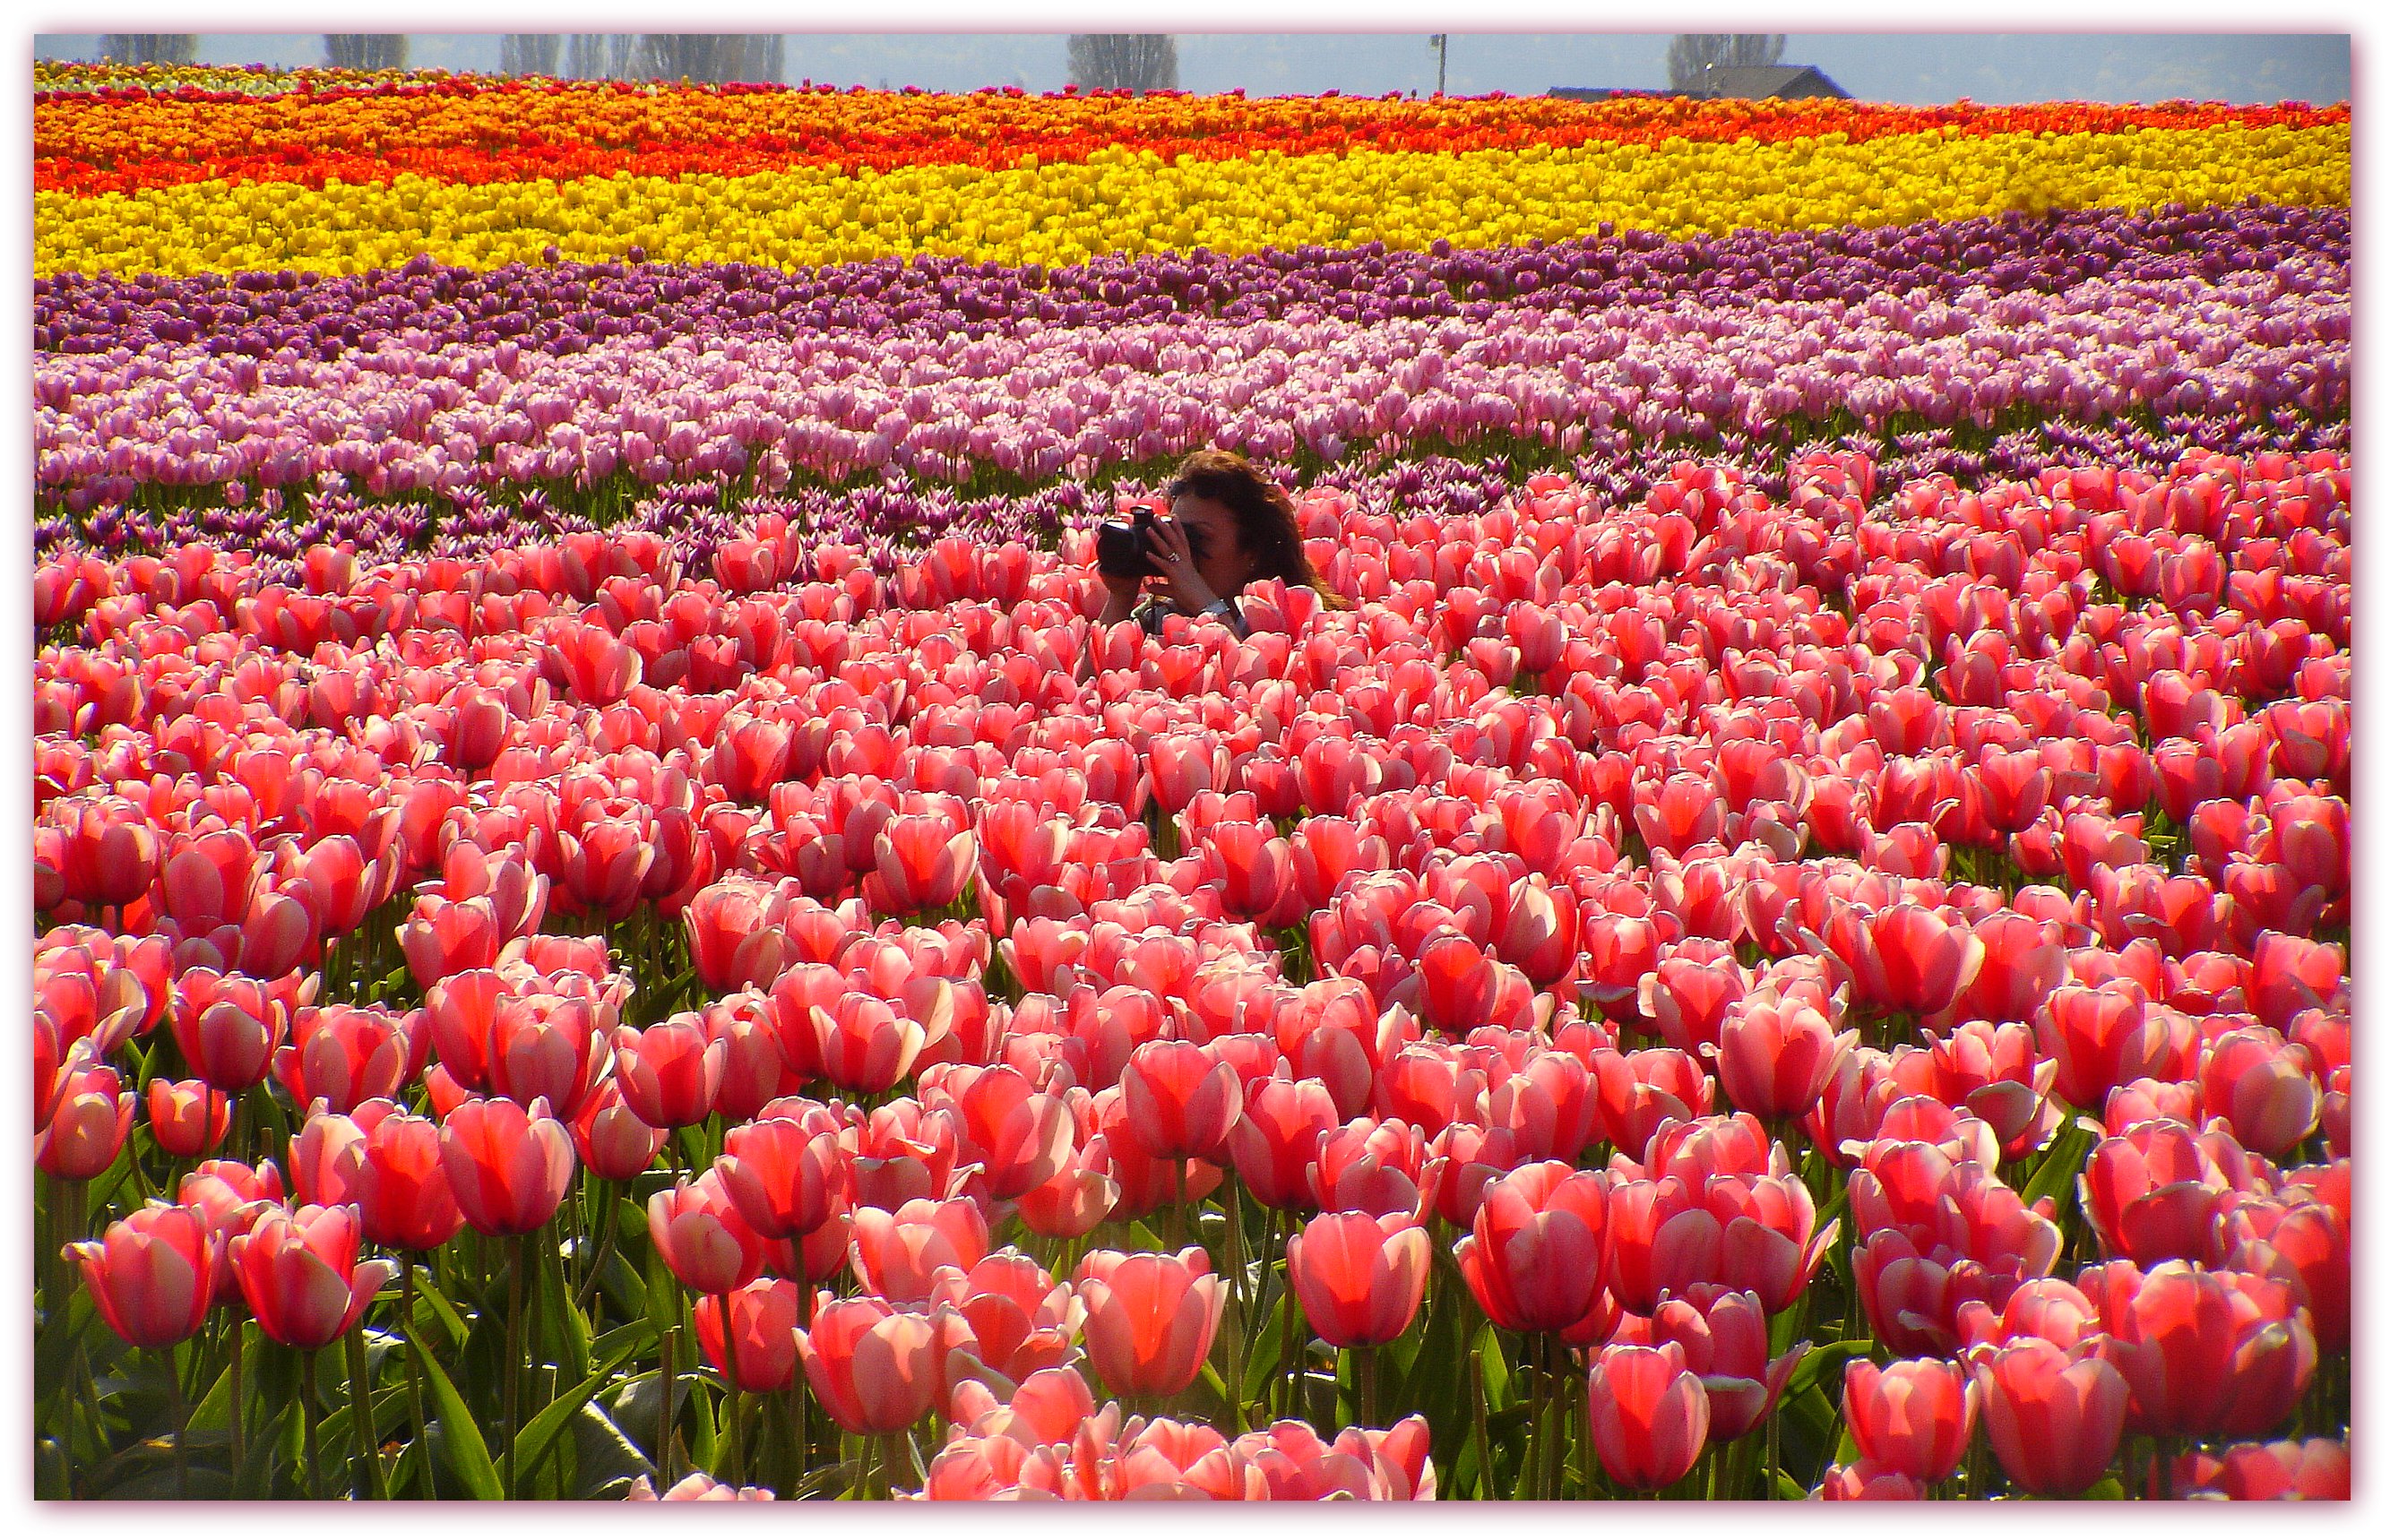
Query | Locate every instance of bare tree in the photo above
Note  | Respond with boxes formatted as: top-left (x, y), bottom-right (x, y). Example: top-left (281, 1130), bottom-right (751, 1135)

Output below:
top-left (501, 35), bottom-right (561, 78)
top-left (619, 35), bottom-right (785, 85)
top-left (1066, 34), bottom-right (1178, 93)
top-left (324, 36), bottom-right (410, 72)
top-left (99, 35), bottom-right (198, 65)
top-left (1666, 33), bottom-right (1786, 94)
top-left (559, 36), bottom-right (624, 79)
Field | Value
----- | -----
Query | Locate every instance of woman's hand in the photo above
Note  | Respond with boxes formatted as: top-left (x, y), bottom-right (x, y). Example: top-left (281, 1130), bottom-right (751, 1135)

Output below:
top-left (1096, 565), bottom-right (1142, 627)
top-left (1143, 516), bottom-right (1220, 615)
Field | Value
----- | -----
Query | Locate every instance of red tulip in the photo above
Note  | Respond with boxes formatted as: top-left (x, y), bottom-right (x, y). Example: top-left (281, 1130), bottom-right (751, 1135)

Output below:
top-left (289, 1105), bottom-right (368, 1208)
top-left (1074, 1246), bottom-right (1225, 1398)
top-left (2036, 982), bottom-right (2186, 1111)
top-left (484, 992), bottom-right (611, 1119)
top-left (1816, 1459), bottom-right (1929, 1500)
top-left (611, 1017), bottom-right (724, 1131)
top-left (928, 1063), bottom-right (1074, 1200)
top-left (715, 1115), bottom-right (843, 1239)
top-left (2176, 1437), bottom-right (2350, 1501)
top-left (649, 1174), bottom-right (768, 1296)
top-left (695, 1277), bottom-right (802, 1392)
top-left (568, 1077), bottom-right (669, 1183)
top-left (1287, 1210), bottom-right (1431, 1348)
top-left (2099, 1260), bottom-right (2316, 1440)
top-left (1586, 1339), bottom-right (1710, 1492)
top-left (438, 1095), bottom-right (576, 1237)
top-left (274, 1004), bottom-right (421, 1114)
top-left (1842, 1357), bottom-right (1977, 1483)
top-left (168, 970), bottom-right (289, 1094)
top-left (56, 796), bottom-right (160, 908)
top-left (1117, 1039), bottom-right (1243, 1163)
top-left (229, 1202), bottom-right (396, 1351)
top-left (66, 1200), bottom-right (218, 1347)
top-left (812, 994), bottom-right (930, 1095)
top-left (850, 1196), bottom-right (990, 1303)
top-left (1230, 1074), bottom-right (1339, 1212)
top-left (796, 1295), bottom-right (946, 1434)
top-left (2197, 1027), bottom-right (2319, 1157)
top-left (348, 1104), bottom-right (464, 1252)
top-left (1015, 1134), bottom-right (1121, 1240)
top-left (145, 1078), bottom-right (230, 1159)
top-left (1635, 1287), bottom-right (1800, 1442)
top-left (925, 1250), bottom-right (1083, 1388)
top-left (867, 811), bottom-right (976, 914)
top-left (2079, 1119), bottom-right (2226, 1266)
top-left (1454, 1160), bottom-right (1609, 1333)
top-left (1972, 1338), bottom-right (2129, 1496)
top-left (1713, 994), bottom-right (1855, 1122)
top-left (38, 1058), bottom-right (134, 1179)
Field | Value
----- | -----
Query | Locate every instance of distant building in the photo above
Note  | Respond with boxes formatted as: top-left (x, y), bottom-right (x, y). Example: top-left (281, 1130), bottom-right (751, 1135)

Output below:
top-left (1548, 65), bottom-right (1850, 102)
top-left (1689, 65), bottom-right (1850, 99)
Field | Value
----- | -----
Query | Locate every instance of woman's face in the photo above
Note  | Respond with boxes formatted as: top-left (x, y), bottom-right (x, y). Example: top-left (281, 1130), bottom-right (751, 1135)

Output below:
top-left (1165, 493), bottom-right (1255, 602)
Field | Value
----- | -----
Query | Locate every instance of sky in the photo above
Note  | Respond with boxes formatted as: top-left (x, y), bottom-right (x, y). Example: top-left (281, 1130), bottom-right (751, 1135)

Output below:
top-left (32, 30), bottom-right (2352, 104)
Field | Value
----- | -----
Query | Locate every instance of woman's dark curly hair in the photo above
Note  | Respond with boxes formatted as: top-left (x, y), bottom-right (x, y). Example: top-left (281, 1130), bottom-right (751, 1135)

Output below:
top-left (1163, 449), bottom-right (1345, 604)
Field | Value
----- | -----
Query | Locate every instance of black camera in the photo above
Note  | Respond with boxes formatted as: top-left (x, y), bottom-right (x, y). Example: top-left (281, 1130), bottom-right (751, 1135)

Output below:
top-left (1096, 507), bottom-right (1204, 579)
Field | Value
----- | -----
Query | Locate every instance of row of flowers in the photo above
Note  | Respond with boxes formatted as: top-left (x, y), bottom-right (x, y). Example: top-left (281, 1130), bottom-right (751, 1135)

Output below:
top-left (34, 440), bottom-right (2350, 1499)
top-left (34, 202), bottom-right (2345, 359)
top-left (39, 70), bottom-right (2350, 197)
top-left (35, 120), bottom-right (2348, 279)
top-left (34, 247), bottom-right (2347, 513)
top-left (34, 407), bottom-right (2357, 589)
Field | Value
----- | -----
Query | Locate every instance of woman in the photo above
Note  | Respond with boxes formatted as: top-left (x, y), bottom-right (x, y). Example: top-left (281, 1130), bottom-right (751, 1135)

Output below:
top-left (1092, 449), bottom-right (1334, 642)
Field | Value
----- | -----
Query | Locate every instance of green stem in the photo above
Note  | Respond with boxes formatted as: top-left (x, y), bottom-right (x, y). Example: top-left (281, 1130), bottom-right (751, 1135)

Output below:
top-left (1356, 1344), bottom-right (1379, 1431)
top-left (1469, 1346), bottom-right (1493, 1501)
top-left (399, 1257), bottom-right (430, 1496)
top-left (574, 1178), bottom-right (620, 1317)
top-left (344, 1325), bottom-right (385, 1499)
top-left (1518, 1338), bottom-right (1543, 1500)
top-left (1580, 1375), bottom-right (1600, 1499)
top-left (504, 1234), bottom-right (525, 1499)
top-left (659, 1295), bottom-right (680, 1489)
top-left (229, 1320), bottom-right (246, 1489)
top-left (1547, 1346), bottom-right (1569, 1500)
top-left (301, 1351), bottom-right (325, 1501)
top-left (163, 1346), bottom-right (190, 1499)
top-left (717, 1294), bottom-right (744, 1484)
top-left (1223, 1182), bottom-right (1247, 1433)
top-left (1275, 1217), bottom-right (1301, 1418)
top-left (1766, 1392), bottom-right (1782, 1500)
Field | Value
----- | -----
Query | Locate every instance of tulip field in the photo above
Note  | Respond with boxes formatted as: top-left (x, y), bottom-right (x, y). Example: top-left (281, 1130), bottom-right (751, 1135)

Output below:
top-left (32, 59), bottom-right (2351, 1502)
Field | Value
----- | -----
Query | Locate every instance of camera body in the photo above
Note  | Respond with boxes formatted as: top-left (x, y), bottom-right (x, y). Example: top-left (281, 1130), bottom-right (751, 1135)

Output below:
top-left (1095, 506), bottom-right (1205, 579)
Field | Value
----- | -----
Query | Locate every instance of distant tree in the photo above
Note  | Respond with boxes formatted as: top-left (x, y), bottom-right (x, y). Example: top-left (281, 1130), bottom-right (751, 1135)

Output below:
top-left (620, 34), bottom-right (785, 85)
top-left (561, 35), bottom-right (626, 80)
top-left (500, 35), bottom-right (561, 78)
top-left (1066, 34), bottom-right (1178, 93)
top-left (98, 35), bottom-right (197, 65)
top-left (324, 36), bottom-right (409, 72)
top-left (1666, 33), bottom-right (1786, 94)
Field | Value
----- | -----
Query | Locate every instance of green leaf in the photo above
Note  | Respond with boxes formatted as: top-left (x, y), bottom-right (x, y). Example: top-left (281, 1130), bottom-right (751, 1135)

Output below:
top-left (1239, 1291), bottom-right (1287, 1408)
top-left (409, 1269), bottom-right (472, 1354)
top-left (566, 1402), bottom-right (654, 1500)
top-left (514, 1328), bottom-right (651, 1487)
top-left (410, 1335), bottom-right (504, 1500)
top-left (1782, 1339), bottom-right (1872, 1405)
top-left (1476, 1322), bottom-right (1511, 1408)
top-left (2020, 1119), bottom-right (2094, 1209)
top-left (2084, 1475), bottom-right (2127, 1499)
top-left (1775, 1471), bottom-right (1808, 1500)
